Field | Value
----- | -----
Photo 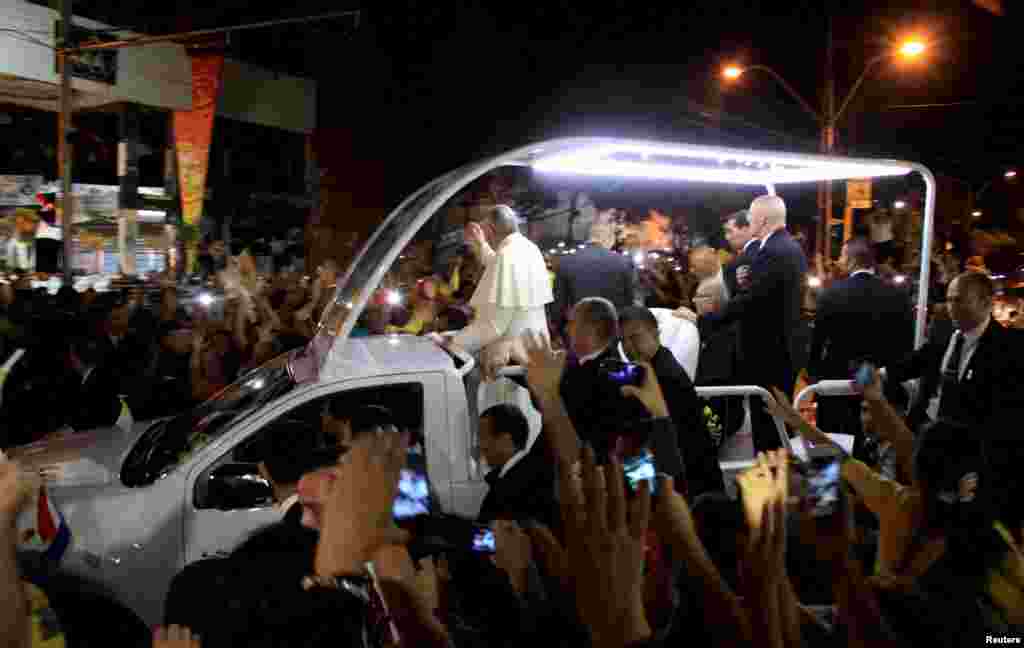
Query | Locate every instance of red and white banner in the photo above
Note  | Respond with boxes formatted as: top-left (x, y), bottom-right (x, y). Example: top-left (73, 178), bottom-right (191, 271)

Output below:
top-left (173, 53), bottom-right (224, 226)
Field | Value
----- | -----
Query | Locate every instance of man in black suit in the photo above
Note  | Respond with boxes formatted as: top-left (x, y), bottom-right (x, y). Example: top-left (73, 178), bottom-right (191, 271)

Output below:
top-left (476, 403), bottom-right (556, 528)
top-left (884, 271), bottom-right (1024, 434)
top-left (808, 237), bottom-right (914, 442)
top-left (551, 218), bottom-right (635, 336)
top-left (559, 297), bottom-right (645, 452)
top-left (686, 195), bottom-right (808, 452)
top-left (65, 335), bottom-right (122, 432)
top-left (619, 306), bottom-right (724, 496)
top-left (722, 209), bottom-right (762, 299)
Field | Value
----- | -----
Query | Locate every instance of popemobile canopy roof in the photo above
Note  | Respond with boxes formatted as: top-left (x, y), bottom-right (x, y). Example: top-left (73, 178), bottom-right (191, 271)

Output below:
top-left (287, 136), bottom-right (936, 384)
top-left (525, 138), bottom-right (917, 186)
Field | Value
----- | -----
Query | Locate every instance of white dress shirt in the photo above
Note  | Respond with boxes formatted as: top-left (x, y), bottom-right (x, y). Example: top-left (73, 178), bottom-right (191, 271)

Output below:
top-left (926, 315), bottom-right (991, 421)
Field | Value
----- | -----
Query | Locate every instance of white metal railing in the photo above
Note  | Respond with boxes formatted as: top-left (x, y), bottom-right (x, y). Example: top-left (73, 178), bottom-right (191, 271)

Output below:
top-left (494, 367), bottom-right (788, 473)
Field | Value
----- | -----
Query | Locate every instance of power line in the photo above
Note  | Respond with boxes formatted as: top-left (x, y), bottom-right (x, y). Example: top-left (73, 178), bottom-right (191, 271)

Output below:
top-left (64, 10), bottom-right (361, 53)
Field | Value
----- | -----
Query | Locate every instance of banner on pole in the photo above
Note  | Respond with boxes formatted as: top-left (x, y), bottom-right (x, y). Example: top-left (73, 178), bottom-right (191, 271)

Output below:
top-left (173, 53), bottom-right (224, 226)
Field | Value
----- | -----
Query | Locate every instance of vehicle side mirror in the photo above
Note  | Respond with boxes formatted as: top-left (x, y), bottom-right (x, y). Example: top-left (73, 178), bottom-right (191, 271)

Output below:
top-left (201, 463), bottom-right (273, 511)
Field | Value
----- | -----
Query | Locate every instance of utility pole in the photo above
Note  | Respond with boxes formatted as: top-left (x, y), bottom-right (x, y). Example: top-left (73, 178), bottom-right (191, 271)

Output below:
top-left (58, 0), bottom-right (73, 283)
top-left (818, 12), bottom-right (836, 270)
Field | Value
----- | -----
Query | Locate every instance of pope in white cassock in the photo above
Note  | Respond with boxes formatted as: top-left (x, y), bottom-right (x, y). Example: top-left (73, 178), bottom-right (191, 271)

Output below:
top-left (436, 205), bottom-right (552, 435)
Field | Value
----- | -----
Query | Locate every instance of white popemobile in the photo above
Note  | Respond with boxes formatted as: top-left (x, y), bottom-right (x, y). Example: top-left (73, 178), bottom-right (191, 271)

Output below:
top-left (8, 137), bottom-right (936, 626)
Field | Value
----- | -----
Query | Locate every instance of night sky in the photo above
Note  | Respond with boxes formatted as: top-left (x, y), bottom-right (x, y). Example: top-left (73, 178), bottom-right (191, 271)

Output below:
top-left (70, 1), bottom-right (1022, 208)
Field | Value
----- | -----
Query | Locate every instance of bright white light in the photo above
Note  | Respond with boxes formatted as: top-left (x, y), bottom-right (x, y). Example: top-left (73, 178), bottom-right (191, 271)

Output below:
top-left (386, 290), bottom-right (402, 306)
top-left (248, 378), bottom-right (265, 390)
top-left (1005, 170), bottom-right (1018, 179)
top-left (558, 241), bottom-right (566, 248)
top-left (345, 301), bottom-right (354, 309)
top-left (674, 266), bottom-right (682, 271)
top-left (569, 249), bottom-right (576, 254)
top-left (531, 142), bottom-right (913, 185)
top-left (633, 252), bottom-right (644, 265)
top-left (388, 335), bottom-right (400, 345)
top-left (972, 210), bottom-right (982, 217)
top-left (807, 276), bottom-right (823, 288)
top-left (198, 293), bottom-right (214, 307)
top-left (577, 244), bottom-right (585, 249)
top-left (893, 275), bottom-right (907, 284)
top-left (893, 200), bottom-right (907, 209)
top-left (549, 248), bottom-right (557, 254)
top-left (650, 252), bottom-right (660, 259)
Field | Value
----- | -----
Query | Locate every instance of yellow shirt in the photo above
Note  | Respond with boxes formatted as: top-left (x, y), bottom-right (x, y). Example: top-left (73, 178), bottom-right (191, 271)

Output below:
top-left (25, 582), bottom-right (65, 648)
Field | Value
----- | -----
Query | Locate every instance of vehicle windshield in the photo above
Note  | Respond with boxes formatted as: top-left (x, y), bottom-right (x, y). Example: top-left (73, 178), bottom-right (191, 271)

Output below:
top-left (121, 354), bottom-right (296, 487)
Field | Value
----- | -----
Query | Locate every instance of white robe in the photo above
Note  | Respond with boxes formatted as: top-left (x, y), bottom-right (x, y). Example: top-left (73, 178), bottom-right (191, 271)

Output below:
top-left (452, 231), bottom-right (553, 352)
top-left (452, 231), bottom-right (552, 449)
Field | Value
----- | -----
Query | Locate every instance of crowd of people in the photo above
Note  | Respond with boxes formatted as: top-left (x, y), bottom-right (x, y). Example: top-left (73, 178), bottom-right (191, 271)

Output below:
top-left (1, 193), bottom-right (1023, 647)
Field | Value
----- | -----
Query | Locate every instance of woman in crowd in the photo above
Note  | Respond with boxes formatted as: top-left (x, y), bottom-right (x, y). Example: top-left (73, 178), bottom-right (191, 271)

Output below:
top-left (768, 372), bottom-right (1024, 637)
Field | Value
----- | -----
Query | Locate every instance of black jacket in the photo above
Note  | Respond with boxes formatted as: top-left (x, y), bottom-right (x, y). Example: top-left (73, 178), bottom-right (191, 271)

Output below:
top-left (808, 272), bottom-right (914, 380)
top-left (887, 319), bottom-right (1024, 433)
top-left (650, 346), bottom-right (724, 496)
top-left (552, 246), bottom-right (635, 332)
top-left (701, 229), bottom-right (807, 393)
top-left (67, 364), bottom-right (123, 432)
top-left (478, 440), bottom-right (557, 529)
top-left (559, 345), bottom-right (648, 453)
top-left (722, 239), bottom-right (762, 299)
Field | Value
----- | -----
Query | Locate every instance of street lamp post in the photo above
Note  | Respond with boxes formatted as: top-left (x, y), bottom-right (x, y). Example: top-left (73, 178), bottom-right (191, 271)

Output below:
top-left (722, 36), bottom-right (927, 262)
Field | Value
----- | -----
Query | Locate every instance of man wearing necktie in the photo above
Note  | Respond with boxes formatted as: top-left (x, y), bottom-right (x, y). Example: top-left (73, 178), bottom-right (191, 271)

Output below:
top-left (884, 271), bottom-right (1024, 433)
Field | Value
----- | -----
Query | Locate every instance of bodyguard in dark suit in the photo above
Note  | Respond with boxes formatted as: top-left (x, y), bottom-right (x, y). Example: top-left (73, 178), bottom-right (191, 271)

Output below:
top-left (620, 306), bottom-right (724, 496)
top-left (884, 272), bottom-right (1024, 527)
top-left (552, 221), bottom-right (635, 335)
top-left (558, 298), bottom-right (645, 453)
top-left (696, 195), bottom-right (808, 452)
top-left (476, 404), bottom-right (556, 529)
top-left (884, 271), bottom-right (1024, 434)
top-left (65, 336), bottom-right (122, 432)
top-left (808, 238), bottom-right (913, 441)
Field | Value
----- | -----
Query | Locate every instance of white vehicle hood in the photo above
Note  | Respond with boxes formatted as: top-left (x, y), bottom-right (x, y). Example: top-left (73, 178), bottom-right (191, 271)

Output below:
top-left (7, 421), bottom-right (153, 489)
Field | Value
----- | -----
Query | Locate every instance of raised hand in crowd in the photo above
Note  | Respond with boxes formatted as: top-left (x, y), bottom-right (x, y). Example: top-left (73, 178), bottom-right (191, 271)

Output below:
top-left (492, 519), bottom-right (533, 595)
top-left (619, 361), bottom-right (670, 419)
top-left (531, 445), bottom-right (652, 648)
top-left (651, 474), bottom-right (751, 646)
top-left (1, 459), bottom-right (41, 648)
top-left (736, 450), bottom-right (799, 648)
top-left (314, 431), bottom-right (410, 578)
top-left (370, 545), bottom-right (449, 648)
top-left (152, 625), bottom-right (200, 648)
top-left (521, 329), bottom-right (579, 465)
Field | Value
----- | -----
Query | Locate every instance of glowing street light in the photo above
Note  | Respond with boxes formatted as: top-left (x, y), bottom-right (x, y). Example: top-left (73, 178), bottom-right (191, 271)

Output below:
top-left (972, 210), bottom-right (983, 217)
top-left (898, 38), bottom-right (926, 59)
top-left (722, 65), bottom-right (744, 81)
top-left (893, 200), bottom-right (907, 209)
top-left (1006, 170), bottom-right (1018, 179)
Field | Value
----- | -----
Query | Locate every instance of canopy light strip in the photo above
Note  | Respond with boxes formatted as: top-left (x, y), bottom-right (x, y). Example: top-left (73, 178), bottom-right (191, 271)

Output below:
top-left (531, 143), bottom-right (913, 185)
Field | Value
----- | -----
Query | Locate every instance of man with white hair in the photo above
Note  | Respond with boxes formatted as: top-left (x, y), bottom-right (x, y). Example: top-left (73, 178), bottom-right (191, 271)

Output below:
top-left (434, 205), bottom-right (553, 427)
top-left (682, 194), bottom-right (808, 452)
top-left (439, 204), bottom-right (553, 354)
